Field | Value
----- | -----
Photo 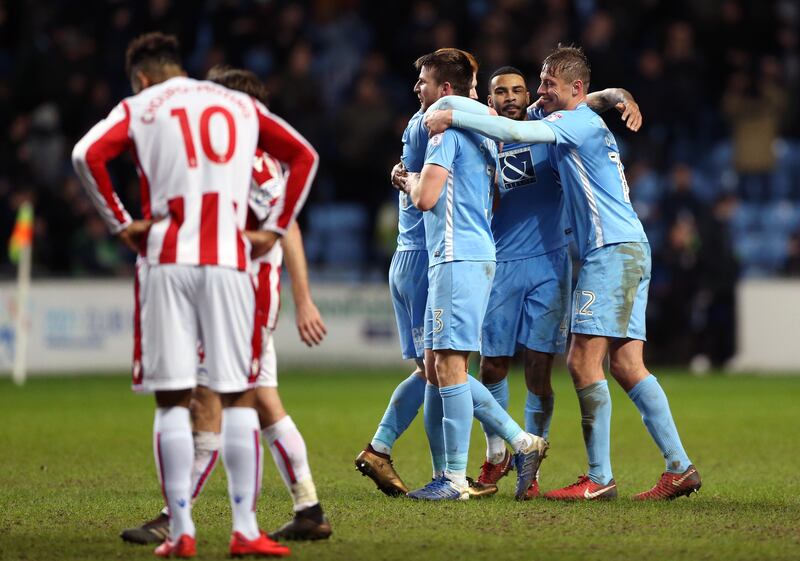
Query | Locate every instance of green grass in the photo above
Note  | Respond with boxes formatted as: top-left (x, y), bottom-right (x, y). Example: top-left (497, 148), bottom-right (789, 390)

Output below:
top-left (1, 369), bottom-right (799, 560)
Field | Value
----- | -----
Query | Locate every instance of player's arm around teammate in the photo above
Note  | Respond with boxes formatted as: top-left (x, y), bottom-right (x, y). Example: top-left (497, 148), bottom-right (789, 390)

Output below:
top-left (429, 45), bottom-right (700, 502)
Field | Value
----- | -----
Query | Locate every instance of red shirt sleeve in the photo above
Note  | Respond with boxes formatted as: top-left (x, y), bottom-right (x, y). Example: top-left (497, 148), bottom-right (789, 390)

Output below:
top-left (253, 100), bottom-right (318, 234)
top-left (71, 101), bottom-right (134, 233)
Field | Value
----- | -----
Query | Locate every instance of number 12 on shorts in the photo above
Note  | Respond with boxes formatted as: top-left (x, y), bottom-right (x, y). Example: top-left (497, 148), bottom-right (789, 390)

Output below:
top-left (574, 290), bottom-right (596, 320)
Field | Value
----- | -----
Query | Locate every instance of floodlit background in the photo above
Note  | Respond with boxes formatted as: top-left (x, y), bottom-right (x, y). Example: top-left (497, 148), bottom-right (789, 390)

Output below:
top-left (1, 0), bottom-right (799, 374)
top-left (2, 4), bottom-right (800, 561)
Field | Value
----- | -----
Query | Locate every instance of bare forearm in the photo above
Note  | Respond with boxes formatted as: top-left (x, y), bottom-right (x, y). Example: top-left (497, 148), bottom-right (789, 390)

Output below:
top-left (406, 173), bottom-right (423, 208)
top-left (282, 221), bottom-right (312, 304)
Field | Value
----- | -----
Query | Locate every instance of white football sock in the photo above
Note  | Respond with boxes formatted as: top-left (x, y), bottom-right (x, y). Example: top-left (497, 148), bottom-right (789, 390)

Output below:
top-left (153, 407), bottom-right (195, 538)
top-left (485, 434), bottom-right (507, 464)
top-left (190, 431), bottom-right (221, 502)
top-left (222, 408), bottom-right (262, 540)
top-left (263, 416), bottom-right (319, 511)
top-left (510, 431), bottom-right (534, 453)
top-left (444, 470), bottom-right (468, 489)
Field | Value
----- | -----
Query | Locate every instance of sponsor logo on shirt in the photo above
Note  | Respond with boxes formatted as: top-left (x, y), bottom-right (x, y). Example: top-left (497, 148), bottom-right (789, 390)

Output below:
top-left (545, 112), bottom-right (564, 122)
top-left (498, 146), bottom-right (537, 190)
top-left (430, 133), bottom-right (443, 146)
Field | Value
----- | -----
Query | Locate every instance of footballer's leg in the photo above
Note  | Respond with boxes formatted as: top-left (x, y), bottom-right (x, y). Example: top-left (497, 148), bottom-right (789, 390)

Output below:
top-left (152, 389), bottom-right (197, 557)
top-left (138, 265), bottom-right (201, 556)
top-left (607, 242), bottom-right (698, 500)
top-left (475, 356), bottom-right (514, 485)
top-left (255, 335), bottom-right (331, 541)
top-left (220, 390), bottom-right (289, 557)
top-left (520, 247), bottom-right (570, 498)
top-left (356, 250), bottom-right (427, 495)
top-left (544, 334), bottom-right (617, 501)
top-left (355, 363), bottom-right (424, 496)
top-left (521, 349), bottom-right (554, 498)
top-left (121, 383), bottom-right (222, 545)
top-left (475, 259), bottom-right (523, 482)
top-left (201, 266), bottom-right (289, 557)
top-left (609, 339), bottom-right (700, 500)
top-left (438, 350), bottom-right (474, 496)
top-left (421, 347), bottom-right (447, 477)
top-left (187, 386), bottom-right (222, 503)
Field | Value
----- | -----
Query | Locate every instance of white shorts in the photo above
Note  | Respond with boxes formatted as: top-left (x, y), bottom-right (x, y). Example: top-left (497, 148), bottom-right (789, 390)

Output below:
top-left (132, 263), bottom-right (260, 394)
top-left (196, 260), bottom-right (281, 388)
top-left (256, 331), bottom-right (278, 387)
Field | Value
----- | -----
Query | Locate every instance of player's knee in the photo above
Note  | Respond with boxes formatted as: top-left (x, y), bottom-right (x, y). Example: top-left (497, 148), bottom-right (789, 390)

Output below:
top-left (566, 353), bottom-right (582, 377)
top-left (524, 351), bottom-right (554, 393)
top-left (479, 357), bottom-right (508, 385)
top-left (608, 355), bottom-right (645, 382)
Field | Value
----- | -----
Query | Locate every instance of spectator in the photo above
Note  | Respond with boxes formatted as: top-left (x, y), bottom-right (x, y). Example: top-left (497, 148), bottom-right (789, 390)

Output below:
top-left (696, 193), bottom-right (741, 367)
top-left (722, 57), bottom-right (788, 201)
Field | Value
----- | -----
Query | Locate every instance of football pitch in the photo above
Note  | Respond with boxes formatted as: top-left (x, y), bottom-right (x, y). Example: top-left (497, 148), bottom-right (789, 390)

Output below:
top-left (1, 369), bottom-right (799, 561)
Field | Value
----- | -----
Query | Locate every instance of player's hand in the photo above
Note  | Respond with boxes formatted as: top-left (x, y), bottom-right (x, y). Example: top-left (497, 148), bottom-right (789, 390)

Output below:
top-left (530, 96), bottom-right (544, 110)
top-left (117, 219), bottom-right (153, 253)
top-left (246, 230), bottom-right (280, 258)
top-left (424, 109), bottom-right (453, 136)
top-left (616, 99), bottom-right (642, 132)
top-left (391, 161), bottom-right (408, 190)
top-left (295, 298), bottom-right (327, 346)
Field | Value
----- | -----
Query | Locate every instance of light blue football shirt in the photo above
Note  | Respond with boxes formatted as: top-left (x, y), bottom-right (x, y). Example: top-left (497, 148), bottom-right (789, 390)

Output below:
top-left (539, 103), bottom-right (647, 259)
top-left (494, 139), bottom-right (570, 261)
top-left (422, 128), bottom-right (497, 267)
top-left (396, 110), bottom-right (427, 251)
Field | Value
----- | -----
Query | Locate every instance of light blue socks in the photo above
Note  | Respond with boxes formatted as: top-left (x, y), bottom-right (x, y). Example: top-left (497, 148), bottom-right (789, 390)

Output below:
top-left (370, 373), bottom-right (426, 455)
top-left (479, 379), bottom-right (509, 439)
top-left (525, 392), bottom-right (554, 440)
top-left (439, 382), bottom-right (472, 485)
top-left (469, 375), bottom-right (524, 444)
top-left (627, 375), bottom-right (691, 473)
top-left (577, 380), bottom-right (613, 485)
top-left (423, 383), bottom-right (446, 477)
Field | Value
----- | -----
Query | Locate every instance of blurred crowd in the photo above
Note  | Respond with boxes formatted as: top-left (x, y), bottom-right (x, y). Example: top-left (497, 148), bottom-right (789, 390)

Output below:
top-left (1, 0), bottom-right (799, 365)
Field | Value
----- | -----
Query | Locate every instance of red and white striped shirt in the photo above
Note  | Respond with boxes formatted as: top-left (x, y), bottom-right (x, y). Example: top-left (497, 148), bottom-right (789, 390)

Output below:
top-left (72, 76), bottom-right (317, 271)
top-left (248, 149), bottom-right (286, 272)
top-left (248, 150), bottom-right (286, 330)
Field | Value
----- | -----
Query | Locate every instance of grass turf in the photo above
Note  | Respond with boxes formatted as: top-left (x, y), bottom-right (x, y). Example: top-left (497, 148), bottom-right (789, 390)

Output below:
top-left (1, 369), bottom-right (799, 561)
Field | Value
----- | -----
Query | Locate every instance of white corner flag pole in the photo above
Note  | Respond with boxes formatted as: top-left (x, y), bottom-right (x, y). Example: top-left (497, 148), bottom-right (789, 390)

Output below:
top-left (12, 241), bottom-right (32, 386)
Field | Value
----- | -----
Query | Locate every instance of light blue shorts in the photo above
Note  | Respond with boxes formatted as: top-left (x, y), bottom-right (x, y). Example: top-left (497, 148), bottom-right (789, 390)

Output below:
top-left (389, 249), bottom-right (429, 359)
top-left (482, 247), bottom-right (571, 356)
top-left (424, 261), bottom-right (495, 352)
top-left (572, 242), bottom-right (651, 340)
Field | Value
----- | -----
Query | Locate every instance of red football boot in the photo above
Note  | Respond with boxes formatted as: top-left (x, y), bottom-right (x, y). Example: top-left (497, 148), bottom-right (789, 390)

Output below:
top-left (153, 534), bottom-right (196, 558)
top-left (543, 475), bottom-right (617, 501)
top-left (633, 465), bottom-right (701, 500)
top-left (229, 530), bottom-right (291, 557)
top-left (522, 479), bottom-right (540, 500)
top-left (476, 450), bottom-right (513, 485)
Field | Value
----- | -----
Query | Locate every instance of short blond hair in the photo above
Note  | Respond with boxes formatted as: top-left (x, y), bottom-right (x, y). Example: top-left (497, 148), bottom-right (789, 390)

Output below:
top-left (542, 44), bottom-right (590, 89)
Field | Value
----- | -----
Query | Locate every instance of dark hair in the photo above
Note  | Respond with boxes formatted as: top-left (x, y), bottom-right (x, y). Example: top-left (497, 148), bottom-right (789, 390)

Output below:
top-left (413, 50), bottom-right (472, 96)
top-left (206, 65), bottom-right (269, 105)
top-left (489, 65), bottom-right (527, 86)
top-left (542, 44), bottom-right (591, 89)
top-left (125, 32), bottom-right (182, 79)
top-left (434, 48), bottom-right (479, 75)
